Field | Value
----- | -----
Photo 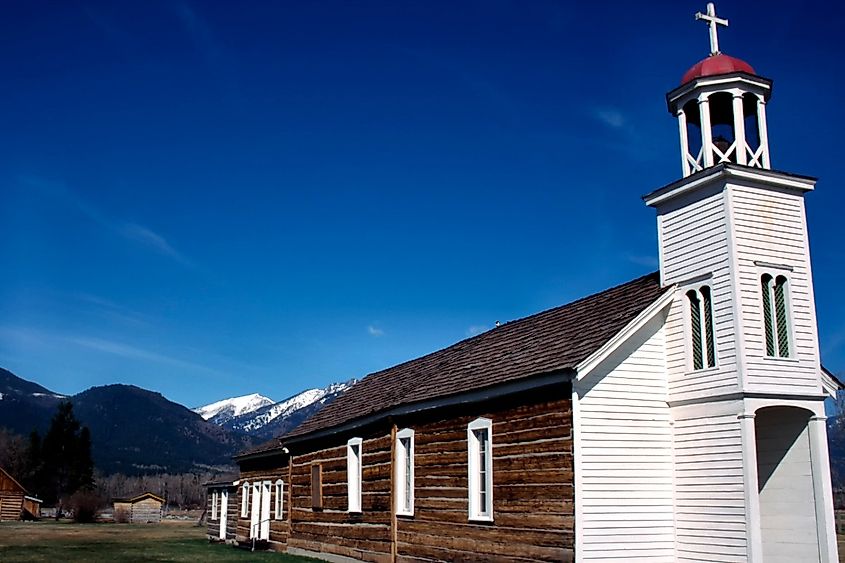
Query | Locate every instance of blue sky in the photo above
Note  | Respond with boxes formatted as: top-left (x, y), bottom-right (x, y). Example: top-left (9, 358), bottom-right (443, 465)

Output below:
top-left (1, 1), bottom-right (843, 408)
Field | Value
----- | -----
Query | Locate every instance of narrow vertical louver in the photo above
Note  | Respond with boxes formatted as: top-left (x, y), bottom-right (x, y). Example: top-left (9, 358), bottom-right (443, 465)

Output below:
top-left (761, 274), bottom-right (776, 356)
top-left (701, 286), bottom-right (716, 368)
top-left (687, 289), bottom-right (703, 370)
top-left (774, 276), bottom-right (790, 357)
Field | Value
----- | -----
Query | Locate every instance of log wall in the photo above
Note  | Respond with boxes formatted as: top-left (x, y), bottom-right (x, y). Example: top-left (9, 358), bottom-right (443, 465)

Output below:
top-left (277, 386), bottom-right (574, 562)
top-left (396, 393), bottom-right (574, 562)
top-left (0, 491), bottom-right (23, 521)
top-left (288, 430), bottom-right (394, 563)
top-left (206, 486), bottom-right (238, 541)
top-left (0, 470), bottom-right (25, 521)
top-left (238, 457), bottom-right (290, 551)
top-left (130, 498), bottom-right (162, 524)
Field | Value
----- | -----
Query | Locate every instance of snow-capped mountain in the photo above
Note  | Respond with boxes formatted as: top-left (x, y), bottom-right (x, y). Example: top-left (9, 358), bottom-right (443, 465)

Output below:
top-left (202, 380), bottom-right (356, 440)
top-left (194, 393), bottom-right (275, 425)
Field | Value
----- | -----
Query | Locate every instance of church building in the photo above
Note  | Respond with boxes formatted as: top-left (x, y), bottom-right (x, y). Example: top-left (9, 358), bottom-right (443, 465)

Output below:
top-left (228, 4), bottom-right (840, 562)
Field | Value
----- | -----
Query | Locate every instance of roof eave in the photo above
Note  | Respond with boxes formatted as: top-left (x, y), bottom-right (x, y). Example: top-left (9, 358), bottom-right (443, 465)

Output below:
top-left (576, 286), bottom-right (676, 379)
top-left (239, 368), bottom-right (576, 460)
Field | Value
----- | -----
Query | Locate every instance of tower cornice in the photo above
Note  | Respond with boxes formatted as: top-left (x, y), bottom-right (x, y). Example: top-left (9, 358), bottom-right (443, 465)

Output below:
top-left (666, 72), bottom-right (772, 114)
top-left (643, 163), bottom-right (816, 208)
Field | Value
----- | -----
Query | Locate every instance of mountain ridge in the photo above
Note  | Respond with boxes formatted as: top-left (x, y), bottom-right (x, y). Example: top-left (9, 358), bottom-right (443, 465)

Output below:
top-left (194, 393), bottom-right (275, 425)
top-left (0, 368), bottom-right (353, 475)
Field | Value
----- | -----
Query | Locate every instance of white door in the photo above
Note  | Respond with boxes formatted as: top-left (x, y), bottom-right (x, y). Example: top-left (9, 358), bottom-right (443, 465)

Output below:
top-left (218, 490), bottom-right (228, 540)
top-left (260, 481), bottom-right (271, 540)
top-left (250, 483), bottom-right (261, 538)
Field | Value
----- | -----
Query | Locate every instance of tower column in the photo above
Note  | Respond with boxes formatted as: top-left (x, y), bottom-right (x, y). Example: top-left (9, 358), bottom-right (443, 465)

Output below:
top-left (757, 97), bottom-right (771, 168)
top-left (732, 92), bottom-right (747, 165)
top-left (677, 108), bottom-right (691, 176)
top-left (739, 413), bottom-right (763, 563)
top-left (698, 94), bottom-right (714, 167)
top-left (808, 415), bottom-right (838, 562)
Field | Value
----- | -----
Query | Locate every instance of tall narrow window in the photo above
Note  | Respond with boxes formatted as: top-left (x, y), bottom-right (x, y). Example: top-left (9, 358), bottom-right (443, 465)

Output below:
top-left (347, 438), bottom-right (363, 513)
top-left (467, 418), bottom-right (493, 521)
top-left (274, 480), bottom-right (284, 520)
top-left (241, 482), bottom-right (249, 517)
top-left (686, 285), bottom-right (716, 370)
top-left (395, 428), bottom-right (414, 516)
top-left (211, 490), bottom-right (218, 520)
top-left (761, 273), bottom-right (791, 357)
top-left (701, 286), bottom-right (716, 367)
top-left (687, 290), bottom-right (703, 370)
top-left (311, 464), bottom-right (322, 510)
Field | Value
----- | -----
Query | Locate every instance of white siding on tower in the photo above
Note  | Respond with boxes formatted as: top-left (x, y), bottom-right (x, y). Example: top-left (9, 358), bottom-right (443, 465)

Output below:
top-left (756, 407), bottom-right (820, 563)
top-left (727, 184), bottom-right (821, 394)
top-left (575, 315), bottom-right (675, 562)
top-left (672, 405), bottom-right (748, 563)
top-left (658, 186), bottom-right (740, 403)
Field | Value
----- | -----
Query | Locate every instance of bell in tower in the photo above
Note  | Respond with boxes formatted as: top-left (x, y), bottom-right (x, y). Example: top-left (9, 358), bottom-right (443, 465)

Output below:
top-left (668, 2), bottom-right (772, 177)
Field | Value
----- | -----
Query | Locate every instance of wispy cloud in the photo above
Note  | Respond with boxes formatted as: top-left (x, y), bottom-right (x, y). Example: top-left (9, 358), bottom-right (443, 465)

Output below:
top-left (64, 335), bottom-right (216, 373)
top-left (367, 325), bottom-right (384, 337)
top-left (19, 175), bottom-right (191, 267)
top-left (0, 325), bottom-right (217, 375)
top-left (466, 325), bottom-right (489, 337)
top-left (72, 293), bottom-right (152, 327)
top-left (593, 107), bottom-right (627, 129)
top-left (119, 223), bottom-right (189, 265)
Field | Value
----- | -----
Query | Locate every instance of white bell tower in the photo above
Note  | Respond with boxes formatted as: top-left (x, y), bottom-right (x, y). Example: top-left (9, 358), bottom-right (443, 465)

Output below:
top-left (644, 4), bottom-right (839, 562)
top-left (668, 2), bottom-right (772, 177)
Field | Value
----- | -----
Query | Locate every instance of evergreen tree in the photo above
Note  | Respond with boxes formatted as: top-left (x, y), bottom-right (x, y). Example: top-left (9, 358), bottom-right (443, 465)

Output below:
top-left (36, 401), bottom-right (95, 506)
top-left (23, 430), bottom-right (44, 496)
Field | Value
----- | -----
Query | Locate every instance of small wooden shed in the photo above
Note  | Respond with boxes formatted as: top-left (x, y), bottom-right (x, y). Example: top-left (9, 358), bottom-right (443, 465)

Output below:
top-left (113, 492), bottom-right (164, 524)
top-left (0, 467), bottom-right (41, 521)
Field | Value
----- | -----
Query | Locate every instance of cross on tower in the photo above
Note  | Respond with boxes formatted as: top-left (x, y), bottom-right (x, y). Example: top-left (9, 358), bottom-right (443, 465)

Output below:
top-left (695, 2), bottom-right (729, 55)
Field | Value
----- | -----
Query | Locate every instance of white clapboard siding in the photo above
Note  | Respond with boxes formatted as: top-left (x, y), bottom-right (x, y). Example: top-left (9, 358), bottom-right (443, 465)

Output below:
top-left (658, 188), bottom-right (740, 403)
top-left (728, 184), bottom-right (821, 394)
top-left (576, 318), bottom-right (674, 561)
top-left (673, 413), bottom-right (747, 562)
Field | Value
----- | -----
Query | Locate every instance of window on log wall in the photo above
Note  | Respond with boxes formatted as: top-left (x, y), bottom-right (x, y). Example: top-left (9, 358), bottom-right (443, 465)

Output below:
top-left (241, 482), bottom-right (249, 517)
top-left (347, 437), bottom-right (363, 513)
top-left (467, 417), bottom-right (493, 522)
top-left (395, 428), bottom-right (415, 516)
top-left (274, 479), bottom-right (284, 520)
top-left (311, 464), bottom-right (322, 510)
top-left (211, 490), bottom-right (218, 520)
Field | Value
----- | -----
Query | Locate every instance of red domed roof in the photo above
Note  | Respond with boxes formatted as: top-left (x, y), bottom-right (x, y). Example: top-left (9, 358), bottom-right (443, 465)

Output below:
top-left (681, 53), bottom-right (755, 85)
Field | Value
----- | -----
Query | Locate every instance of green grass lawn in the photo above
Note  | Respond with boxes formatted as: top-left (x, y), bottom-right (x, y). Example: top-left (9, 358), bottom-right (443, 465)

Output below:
top-left (0, 520), bottom-right (314, 562)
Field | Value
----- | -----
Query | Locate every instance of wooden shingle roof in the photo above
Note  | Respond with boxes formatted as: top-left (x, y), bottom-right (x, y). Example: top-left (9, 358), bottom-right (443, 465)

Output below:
top-left (241, 272), bottom-right (666, 457)
top-left (113, 492), bottom-right (165, 504)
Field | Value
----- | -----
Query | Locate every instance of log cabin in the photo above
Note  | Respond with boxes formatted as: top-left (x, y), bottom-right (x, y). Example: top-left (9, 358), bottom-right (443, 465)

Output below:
top-left (230, 5), bottom-right (841, 562)
top-left (0, 467), bottom-right (41, 521)
top-left (112, 492), bottom-right (164, 524)
top-left (205, 476), bottom-right (238, 543)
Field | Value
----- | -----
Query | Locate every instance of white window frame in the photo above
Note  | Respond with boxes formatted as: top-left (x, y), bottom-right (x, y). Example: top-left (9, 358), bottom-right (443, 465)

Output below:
top-left (347, 437), bottom-right (363, 513)
top-left (467, 417), bottom-right (493, 522)
top-left (759, 269), bottom-right (794, 359)
top-left (395, 428), bottom-right (415, 516)
top-left (211, 489), bottom-right (218, 520)
top-left (274, 479), bottom-right (284, 520)
top-left (683, 283), bottom-right (717, 372)
top-left (241, 481), bottom-right (249, 518)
